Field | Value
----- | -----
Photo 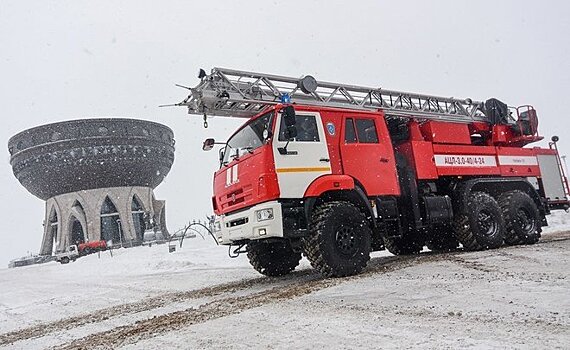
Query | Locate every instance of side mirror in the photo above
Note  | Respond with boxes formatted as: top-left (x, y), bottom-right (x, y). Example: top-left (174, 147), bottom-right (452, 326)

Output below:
top-left (282, 105), bottom-right (296, 127)
top-left (202, 138), bottom-right (215, 151)
top-left (282, 105), bottom-right (297, 141)
top-left (284, 126), bottom-right (297, 140)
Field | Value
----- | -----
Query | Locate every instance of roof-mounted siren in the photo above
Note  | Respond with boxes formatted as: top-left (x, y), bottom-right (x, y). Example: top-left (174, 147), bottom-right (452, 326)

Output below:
top-left (298, 75), bottom-right (318, 94)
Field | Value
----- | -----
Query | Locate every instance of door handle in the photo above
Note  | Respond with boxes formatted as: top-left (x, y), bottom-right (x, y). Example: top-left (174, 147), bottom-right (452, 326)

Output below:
top-left (319, 158), bottom-right (330, 162)
top-left (380, 157), bottom-right (390, 163)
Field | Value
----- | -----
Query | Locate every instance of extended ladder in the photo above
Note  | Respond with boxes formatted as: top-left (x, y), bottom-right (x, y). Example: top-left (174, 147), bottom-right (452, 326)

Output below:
top-left (176, 67), bottom-right (488, 123)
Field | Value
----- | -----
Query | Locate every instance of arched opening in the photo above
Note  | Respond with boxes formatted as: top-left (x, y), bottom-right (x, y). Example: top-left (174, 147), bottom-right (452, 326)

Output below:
top-left (48, 207), bottom-right (59, 254)
top-left (131, 195), bottom-right (146, 242)
top-left (70, 200), bottom-right (87, 240)
top-left (72, 200), bottom-right (84, 212)
top-left (70, 216), bottom-right (85, 245)
top-left (100, 196), bottom-right (122, 246)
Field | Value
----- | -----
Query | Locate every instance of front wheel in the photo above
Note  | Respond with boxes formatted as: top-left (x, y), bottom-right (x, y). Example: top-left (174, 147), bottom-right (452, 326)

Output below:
top-left (453, 191), bottom-right (505, 251)
top-left (304, 201), bottom-right (371, 277)
top-left (247, 240), bottom-right (301, 277)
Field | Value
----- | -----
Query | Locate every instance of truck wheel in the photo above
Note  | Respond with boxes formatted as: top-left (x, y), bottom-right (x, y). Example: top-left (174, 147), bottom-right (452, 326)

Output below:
top-left (303, 201), bottom-right (371, 277)
top-left (426, 225), bottom-right (459, 252)
top-left (247, 240), bottom-right (301, 277)
top-left (384, 232), bottom-right (424, 255)
top-left (60, 257), bottom-right (70, 264)
top-left (498, 190), bottom-right (541, 245)
top-left (453, 192), bottom-right (505, 250)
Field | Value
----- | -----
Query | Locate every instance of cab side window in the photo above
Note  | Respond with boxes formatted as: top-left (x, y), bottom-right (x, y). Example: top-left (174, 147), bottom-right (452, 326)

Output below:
top-left (345, 118), bottom-right (379, 143)
top-left (355, 119), bottom-right (379, 143)
top-left (279, 114), bottom-right (320, 142)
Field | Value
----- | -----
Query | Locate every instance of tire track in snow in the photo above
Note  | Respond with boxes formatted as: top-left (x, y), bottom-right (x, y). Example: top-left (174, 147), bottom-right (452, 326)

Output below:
top-left (0, 272), bottom-right (311, 346)
top-left (52, 255), bottom-right (423, 350)
top-left (2, 230), bottom-right (569, 348)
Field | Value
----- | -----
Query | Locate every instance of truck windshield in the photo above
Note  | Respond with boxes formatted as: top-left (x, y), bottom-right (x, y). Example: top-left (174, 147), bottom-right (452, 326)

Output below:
top-left (222, 111), bottom-right (273, 165)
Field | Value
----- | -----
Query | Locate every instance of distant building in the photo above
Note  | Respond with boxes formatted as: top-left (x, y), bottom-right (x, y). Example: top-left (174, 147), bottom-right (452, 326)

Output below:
top-left (8, 254), bottom-right (54, 268)
top-left (8, 118), bottom-right (175, 254)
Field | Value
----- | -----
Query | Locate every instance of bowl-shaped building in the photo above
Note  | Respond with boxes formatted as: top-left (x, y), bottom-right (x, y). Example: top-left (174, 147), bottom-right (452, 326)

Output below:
top-left (8, 118), bottom-right (175, 254)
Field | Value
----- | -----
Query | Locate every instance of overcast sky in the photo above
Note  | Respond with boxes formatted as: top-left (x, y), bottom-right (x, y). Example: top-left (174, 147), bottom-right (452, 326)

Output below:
top-left (0, 0), bottom-right (569, 267)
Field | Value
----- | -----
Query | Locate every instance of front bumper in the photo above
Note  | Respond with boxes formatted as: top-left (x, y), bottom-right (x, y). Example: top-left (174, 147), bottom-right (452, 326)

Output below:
top-left (213, 200), bottom-right (284, 245)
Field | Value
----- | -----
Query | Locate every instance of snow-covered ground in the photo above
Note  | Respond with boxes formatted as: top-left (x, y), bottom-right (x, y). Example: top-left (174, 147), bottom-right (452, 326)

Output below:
top-left (1, 211), bottom-right (570, 349)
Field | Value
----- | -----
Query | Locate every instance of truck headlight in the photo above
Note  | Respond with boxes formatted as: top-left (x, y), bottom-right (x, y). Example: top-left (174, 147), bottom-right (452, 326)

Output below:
top-left (255, 208), bottom-right (274, 222)
top-left (213, 221), bottom-right (222, 232)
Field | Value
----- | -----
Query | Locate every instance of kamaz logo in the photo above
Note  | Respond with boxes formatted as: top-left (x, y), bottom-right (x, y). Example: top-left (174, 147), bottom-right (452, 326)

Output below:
top-left (225, 164), bottom-right (239, 187)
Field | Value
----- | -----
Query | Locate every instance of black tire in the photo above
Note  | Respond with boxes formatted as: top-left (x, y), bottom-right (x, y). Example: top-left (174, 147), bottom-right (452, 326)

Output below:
top-left (60, 257), bottom-right (70, 264)
top-left (498, 190), bottom-right (541, 245)
top-left (426, 224), bottom-right (459, 252)
top-left (453, 191), bottom-right (505, 251)
top-left (384, 231), bottom-right (424, 255)
top-left (303, 201), bottom-right (371, 277)
top-left (83, 248), bottom-right (93, 255)
top-left (246, 240), bottom-right (301, 277)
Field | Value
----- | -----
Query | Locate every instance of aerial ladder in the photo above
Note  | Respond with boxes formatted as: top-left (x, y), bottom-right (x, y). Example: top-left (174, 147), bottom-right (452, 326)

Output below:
top-left (176, 67), bottom-right (514, 124)
top-left (173, 67), bottom-right (542, 148)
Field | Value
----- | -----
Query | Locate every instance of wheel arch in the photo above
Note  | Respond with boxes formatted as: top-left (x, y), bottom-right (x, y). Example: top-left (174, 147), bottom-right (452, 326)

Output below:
top-left (304, 181), bottom-right (375, 227)
top-left (303, 174), bottom-right (356, 198)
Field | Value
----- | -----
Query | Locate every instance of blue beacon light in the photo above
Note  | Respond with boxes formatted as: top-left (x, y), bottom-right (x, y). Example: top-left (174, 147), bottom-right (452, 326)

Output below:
top-left (280, 93), bottom-right (291, 104)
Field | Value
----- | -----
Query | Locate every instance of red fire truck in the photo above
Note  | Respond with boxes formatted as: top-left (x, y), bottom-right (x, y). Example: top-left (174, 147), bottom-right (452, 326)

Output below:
top-left (177, 68), bottom-right (569, 277)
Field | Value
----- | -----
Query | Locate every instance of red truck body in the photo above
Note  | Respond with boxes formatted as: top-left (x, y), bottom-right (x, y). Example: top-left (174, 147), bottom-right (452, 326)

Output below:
top-left (212, 105), bottom-right (566, 216)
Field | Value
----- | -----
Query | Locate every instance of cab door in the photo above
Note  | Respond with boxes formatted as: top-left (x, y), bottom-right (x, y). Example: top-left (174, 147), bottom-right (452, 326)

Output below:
top-left (273, 111), bottom-right (331, 198)
top-left (339, 115), bottom-right (399, 196)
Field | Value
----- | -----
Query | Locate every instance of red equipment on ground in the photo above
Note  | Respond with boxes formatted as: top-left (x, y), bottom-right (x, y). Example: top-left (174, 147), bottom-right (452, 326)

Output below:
top-left (78, 240), bottom-right (107, 255)
top-left (177, 68), bottom-right (570, 277)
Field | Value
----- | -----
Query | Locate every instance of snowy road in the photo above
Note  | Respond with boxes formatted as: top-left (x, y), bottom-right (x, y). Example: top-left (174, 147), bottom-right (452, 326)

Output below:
top-left (1, 229), bottom-right (569, 349)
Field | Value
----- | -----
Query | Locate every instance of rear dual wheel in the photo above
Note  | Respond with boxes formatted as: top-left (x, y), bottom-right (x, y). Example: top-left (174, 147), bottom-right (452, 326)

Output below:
top-left (453, 192), bottom-right (505, 251)
top-left (498, 190), bottom-right (541, 245)
top-left (453, 190), bottom-right (541, 250)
